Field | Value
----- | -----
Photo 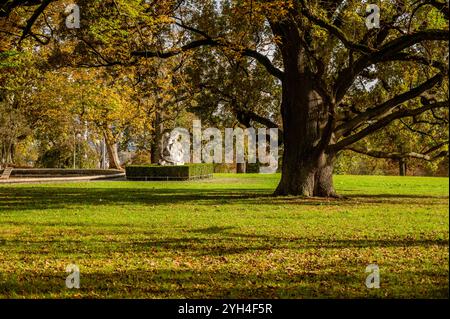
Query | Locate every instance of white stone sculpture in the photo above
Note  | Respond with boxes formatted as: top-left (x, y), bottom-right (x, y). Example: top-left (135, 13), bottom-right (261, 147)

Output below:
top-left (159, 131), bottom-right (185, 166)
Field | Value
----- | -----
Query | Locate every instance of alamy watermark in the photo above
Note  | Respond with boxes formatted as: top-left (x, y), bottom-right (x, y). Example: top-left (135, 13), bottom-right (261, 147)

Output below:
top-left (65, 4), bottom-right (80, 29)
top-left (365, 264), bottom-right (380, 289)
top-left (62, 3), bottom-right (381, 31)
top-left (65, 264), bottom-right (80, 289)
top-left (166, 120), bottom-right (279, 173)
top-left (366, 4), bottom-right (381, 30)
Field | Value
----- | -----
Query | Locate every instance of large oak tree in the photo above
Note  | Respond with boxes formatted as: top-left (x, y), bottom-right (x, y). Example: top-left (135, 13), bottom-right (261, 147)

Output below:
top-left (130, 0), bottom-right (449, 196)
top-left (1, 0), bottom-right (449, 196)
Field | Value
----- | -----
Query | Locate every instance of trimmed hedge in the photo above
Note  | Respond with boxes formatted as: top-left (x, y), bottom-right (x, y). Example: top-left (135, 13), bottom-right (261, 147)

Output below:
top-left (125, 164), bottom-right (214, 181)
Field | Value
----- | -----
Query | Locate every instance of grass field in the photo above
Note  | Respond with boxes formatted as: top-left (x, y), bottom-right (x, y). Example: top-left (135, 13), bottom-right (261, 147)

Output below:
top-left (0, 174), bottom-right (448, 298)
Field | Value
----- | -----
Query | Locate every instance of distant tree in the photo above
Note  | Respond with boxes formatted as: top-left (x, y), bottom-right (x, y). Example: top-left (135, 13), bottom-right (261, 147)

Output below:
top-left (0, 52), bottom-right (37, 167)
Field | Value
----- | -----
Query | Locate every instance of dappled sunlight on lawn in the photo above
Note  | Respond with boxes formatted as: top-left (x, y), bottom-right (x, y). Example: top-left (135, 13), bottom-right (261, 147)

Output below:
top-left (0, 174), bottom-right (448, 298)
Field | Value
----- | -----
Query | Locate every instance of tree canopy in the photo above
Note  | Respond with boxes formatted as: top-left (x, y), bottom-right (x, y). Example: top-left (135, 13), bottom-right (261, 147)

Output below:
top-left (0, 0), bottom-right (448, 195)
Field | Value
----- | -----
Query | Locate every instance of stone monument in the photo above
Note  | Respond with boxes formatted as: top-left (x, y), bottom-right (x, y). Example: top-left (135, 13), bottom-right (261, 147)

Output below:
top-left (159, 131), bottom-right (185, 166)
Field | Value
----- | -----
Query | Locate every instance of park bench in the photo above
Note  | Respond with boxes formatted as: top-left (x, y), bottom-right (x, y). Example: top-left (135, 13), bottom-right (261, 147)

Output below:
top-left (0, 167), bottom-right (13, 180)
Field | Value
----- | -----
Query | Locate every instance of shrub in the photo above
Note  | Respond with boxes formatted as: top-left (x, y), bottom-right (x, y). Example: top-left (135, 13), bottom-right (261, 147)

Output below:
top-left (125, 164), bottom-right (214, 181)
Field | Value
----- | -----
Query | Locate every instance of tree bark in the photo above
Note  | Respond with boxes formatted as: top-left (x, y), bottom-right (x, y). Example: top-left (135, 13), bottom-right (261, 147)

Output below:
top-left (314, 153), bottom-right (337, 197)
top-left (399, 159), bottom-right (407, 176)
top-left (276, 150), bottom-right (337, 197)
top-left (150, 111), bottom-right (164, 164)
top-left (103, 130), bottom-right (121, 170)
top-left (9, 142), bottom-right (15, 165)
top-left (3, 140), bottom-right (14, 166)
top-left (271, 18), bottom-right (336, 197)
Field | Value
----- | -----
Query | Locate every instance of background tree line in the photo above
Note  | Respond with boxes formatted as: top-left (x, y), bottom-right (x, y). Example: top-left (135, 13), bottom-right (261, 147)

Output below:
top-left (0, 0), bottom-right (448, 194)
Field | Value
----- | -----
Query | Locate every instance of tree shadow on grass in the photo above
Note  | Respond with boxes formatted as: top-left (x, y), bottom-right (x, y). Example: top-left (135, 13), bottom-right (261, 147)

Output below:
top-left (0, 186), bottom-right (446, 212)
top-left (0, 268), bottom-right (360, 298)
top-left (189, 226), bottom-right (235, 234)
top-left (0, 267), bottom-right (447, 298)
top-left (0, 187), bottom-right (270, 212)
top-left (1, 225), bottom-right (447, 298)
top-left (2, 226), bottom-right (448, 257)
top-left (129, 235), bottom-right (449, 256)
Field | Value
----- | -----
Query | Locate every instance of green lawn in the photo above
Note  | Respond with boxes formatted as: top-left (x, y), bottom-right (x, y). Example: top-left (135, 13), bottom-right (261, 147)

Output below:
top-left (0, 174), bottom-right (448, 298)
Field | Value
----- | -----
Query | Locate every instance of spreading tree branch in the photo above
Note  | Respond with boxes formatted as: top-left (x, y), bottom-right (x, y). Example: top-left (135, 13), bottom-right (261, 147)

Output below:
top-left (347, 145), bottom-right (449, 161)
top-left (18, 0), bottom-right (53, 43)
top-left (334, 29), bottom-right (449, 102)
top-left (335, 72), bottom-right (445, 137)
top-left (330, 100), bottom-right (449, 152)
top-left (131, 23), bottom-right (285, 81)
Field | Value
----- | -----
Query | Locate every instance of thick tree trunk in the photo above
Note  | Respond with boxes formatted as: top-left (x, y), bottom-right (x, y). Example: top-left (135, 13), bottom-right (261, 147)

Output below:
top-left (151, 111), bottom-right (164, 164)
top-left (2, 140), bottom-right (14, 166)
top-left (270, 32), bottom-right (334, 196)
top-left (103, 130), bottom-right (121, 170)
top-left (106, 141), bottom-right (121, 170)
top-left (273, 69), bottom-right (335, 196)
top-left (314, 153), bottom-right (337, 197)
top-left (276, 150), bottom-right (337, 197)
top-left (6, 142), bottom-right (13, 165)
top-left (271, 18), bottom-right (337, 197)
